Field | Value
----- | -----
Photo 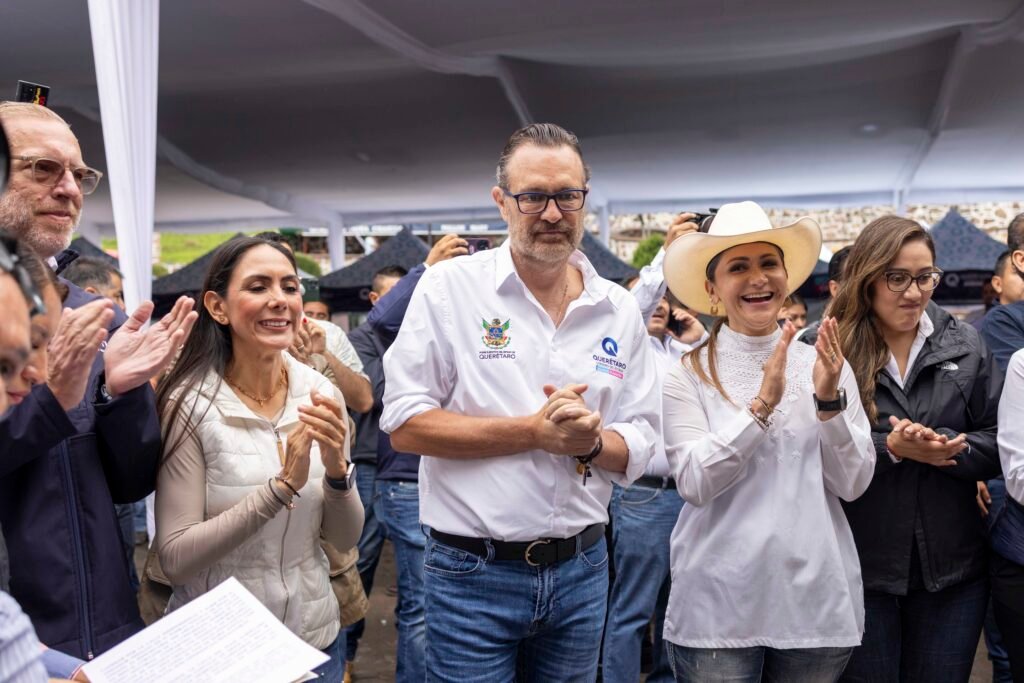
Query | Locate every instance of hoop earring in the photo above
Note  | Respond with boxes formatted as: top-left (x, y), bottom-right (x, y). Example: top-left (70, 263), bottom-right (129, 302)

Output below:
top-left (710, 301), bottom-right (719, 317)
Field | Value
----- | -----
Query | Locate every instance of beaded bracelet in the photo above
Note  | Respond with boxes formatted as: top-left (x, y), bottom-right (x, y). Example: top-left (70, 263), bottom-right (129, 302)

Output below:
top-left (748, 408), bottom-right (772, 432)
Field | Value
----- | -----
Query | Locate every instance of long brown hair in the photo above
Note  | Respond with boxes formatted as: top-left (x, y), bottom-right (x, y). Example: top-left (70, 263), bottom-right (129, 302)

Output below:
top-left (155, 236), bottom-right (296, 460)
top-left (828, 216), bottom-right (935, 422)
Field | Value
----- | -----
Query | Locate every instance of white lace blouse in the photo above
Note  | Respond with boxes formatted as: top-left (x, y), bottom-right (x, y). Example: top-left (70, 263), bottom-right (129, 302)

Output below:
top-left (662, 324), bottom-right (875, 649)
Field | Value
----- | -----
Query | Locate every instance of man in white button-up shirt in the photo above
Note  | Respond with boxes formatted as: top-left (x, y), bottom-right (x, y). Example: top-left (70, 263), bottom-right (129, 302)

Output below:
top-left (380, 123), bottom-right (659, 681)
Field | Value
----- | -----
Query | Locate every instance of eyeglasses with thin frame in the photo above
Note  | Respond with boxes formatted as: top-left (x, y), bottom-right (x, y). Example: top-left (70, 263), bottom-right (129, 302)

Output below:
top-left (502, 188), bottom-right (588, 215)
top-left (0, 238), bottom-right (45, 317)
top-left (14, 156), bottom-right (103, 195)
top-left (884, 269), bottom-right (942, 293)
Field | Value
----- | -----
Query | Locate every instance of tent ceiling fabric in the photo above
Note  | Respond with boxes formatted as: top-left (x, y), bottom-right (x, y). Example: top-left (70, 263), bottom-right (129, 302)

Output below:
top-left (1, 0), bottom-right (1022, 234)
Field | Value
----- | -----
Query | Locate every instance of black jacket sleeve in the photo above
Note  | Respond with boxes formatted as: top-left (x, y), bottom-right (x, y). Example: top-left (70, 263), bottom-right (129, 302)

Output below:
top-left (0, 386), bottom-right (78, 477)
top-left (93, 380), bottom-right (162, 504)
top-left (937, 344), bottom-right (1003, 482)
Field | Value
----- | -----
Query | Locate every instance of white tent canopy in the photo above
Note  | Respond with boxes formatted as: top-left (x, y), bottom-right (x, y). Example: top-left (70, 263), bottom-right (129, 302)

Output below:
top-left (2, 0), bottom-right (1023, 244)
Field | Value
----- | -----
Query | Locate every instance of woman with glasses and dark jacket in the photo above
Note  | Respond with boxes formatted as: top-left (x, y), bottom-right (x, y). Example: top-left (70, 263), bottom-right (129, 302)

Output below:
top-left (830, 216), bottom-right (1003, 683)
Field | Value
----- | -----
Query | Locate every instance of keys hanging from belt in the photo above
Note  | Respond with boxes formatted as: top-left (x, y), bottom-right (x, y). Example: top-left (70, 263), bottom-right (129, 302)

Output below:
top-left (574, 436), bottom-right (604, 487)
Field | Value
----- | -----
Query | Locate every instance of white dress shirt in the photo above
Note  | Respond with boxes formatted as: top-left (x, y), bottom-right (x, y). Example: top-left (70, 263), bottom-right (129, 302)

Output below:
top-left (998, 349), bottom-right (1024, 504)
top-left (662, 324), bottom-right (875, 648)
top-left (380, 241), bottom-right (660, 541)
top-left (313, 319), bottom-right (369, 381)
top-left (630, 247), bottom-right (707, 477)
top-left (883, 311), bottom-right (934, 389)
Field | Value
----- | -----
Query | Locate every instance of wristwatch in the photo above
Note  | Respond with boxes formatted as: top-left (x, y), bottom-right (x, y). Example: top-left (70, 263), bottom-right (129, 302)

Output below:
top-left (324, 467), bottom-right (354, 491)
top-left (813, 388), bottom-right (847, 412)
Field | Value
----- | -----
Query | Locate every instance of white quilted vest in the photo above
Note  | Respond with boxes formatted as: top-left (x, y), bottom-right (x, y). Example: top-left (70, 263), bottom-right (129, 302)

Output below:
top-left (166, 354), bottom-right (342, 649)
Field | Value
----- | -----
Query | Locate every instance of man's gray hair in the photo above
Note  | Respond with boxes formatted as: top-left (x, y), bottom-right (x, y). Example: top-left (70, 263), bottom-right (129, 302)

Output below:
top-left (495, 123), bottom-right (590, 189)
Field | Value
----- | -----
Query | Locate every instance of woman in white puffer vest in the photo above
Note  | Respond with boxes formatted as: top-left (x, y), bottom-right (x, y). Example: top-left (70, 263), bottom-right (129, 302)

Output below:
top-left (155, 237), bottom-right (364, 681)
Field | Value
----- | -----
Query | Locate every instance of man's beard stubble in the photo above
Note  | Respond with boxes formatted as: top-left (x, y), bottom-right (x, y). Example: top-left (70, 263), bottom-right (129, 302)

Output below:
top-left (0, 191), bottom-right (77, 258)
top-left (512, 218), bottom-right (583, 265)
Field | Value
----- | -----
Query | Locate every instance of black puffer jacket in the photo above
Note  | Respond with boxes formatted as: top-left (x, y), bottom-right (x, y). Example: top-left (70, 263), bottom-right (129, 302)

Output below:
top-left (842, 303), bottom-right (1002, 594)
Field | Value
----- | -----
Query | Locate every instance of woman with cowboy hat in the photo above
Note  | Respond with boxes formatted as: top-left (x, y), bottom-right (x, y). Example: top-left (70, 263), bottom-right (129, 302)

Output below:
top-left (660, 201), bottom-right (875, 682)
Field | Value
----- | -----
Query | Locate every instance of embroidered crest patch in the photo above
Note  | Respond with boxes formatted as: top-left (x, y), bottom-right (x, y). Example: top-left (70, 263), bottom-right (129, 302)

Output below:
top-left (481, 318), bottom-right (511, 349)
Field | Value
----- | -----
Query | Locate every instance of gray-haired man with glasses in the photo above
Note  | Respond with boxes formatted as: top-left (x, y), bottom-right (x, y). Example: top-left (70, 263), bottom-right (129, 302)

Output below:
top-left (0, 102), bottom-right (196, 661)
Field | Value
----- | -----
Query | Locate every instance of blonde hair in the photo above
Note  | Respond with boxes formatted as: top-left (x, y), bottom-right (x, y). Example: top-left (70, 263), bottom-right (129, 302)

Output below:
top-left (828, 216), bottom-right (935, 422)
top-left (0, 101), bottom-right (71, 128)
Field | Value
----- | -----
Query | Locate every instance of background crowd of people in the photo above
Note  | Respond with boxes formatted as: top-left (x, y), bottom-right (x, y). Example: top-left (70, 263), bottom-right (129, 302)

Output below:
top-left (1, 108), bottom-right (1024, 683)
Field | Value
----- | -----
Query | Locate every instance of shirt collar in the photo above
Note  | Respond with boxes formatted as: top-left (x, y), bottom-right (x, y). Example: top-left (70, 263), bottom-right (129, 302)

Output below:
top-left (917, 309), bottom-right (935, 341)
top-left (494, 238), bottom-right (615, 307)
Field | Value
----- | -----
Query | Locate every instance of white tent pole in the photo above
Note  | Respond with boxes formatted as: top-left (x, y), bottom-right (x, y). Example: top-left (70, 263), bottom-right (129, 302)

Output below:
top-left (327, 218), bottom-right (347, 271)
top-left (86, 0), bottom-right (159, 313)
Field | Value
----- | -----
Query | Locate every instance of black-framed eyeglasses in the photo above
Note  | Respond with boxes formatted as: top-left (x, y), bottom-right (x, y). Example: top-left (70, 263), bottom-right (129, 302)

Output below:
top-left (884, 269), bottom-right (942, 293)
top-left (14, 155), bottom-right (103, 195)
top-left (502, 188), bottom-right (588, 215)
top-left (0, 237), bottom-right (45, 317)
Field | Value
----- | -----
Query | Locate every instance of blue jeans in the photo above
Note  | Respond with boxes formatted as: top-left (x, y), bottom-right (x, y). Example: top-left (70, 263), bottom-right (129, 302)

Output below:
top-left (603, 483), bottom-right (682, 683)
top-left (313, 631), bottom-right (346, 682)
top-left (376, 480), bottom-right (427, 683)
top-left (423, 534), bottom-right (609, 682)
top-left (667, 643), bottom-right (853, 682)
top-left (839, 575), bottom-right (988, 682)
top-left (343, 462), bottom-right (388, 662)
top-left (983, 479), bottom-right (1013, 683)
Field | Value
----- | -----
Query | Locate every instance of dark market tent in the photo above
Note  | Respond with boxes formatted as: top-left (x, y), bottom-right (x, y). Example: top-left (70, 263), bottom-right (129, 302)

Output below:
top-left (797, 259), bottom-right (832, 299)
top-left (579, 231), bottom-right (637, 282)
top-left (68, 237), bottom-right (120, 269)
top-left (931, 209), bottom-right (1007, 303)
top-left (150, 234), bottom-right (248, 317)
top-left (319, 228), bottom-right (430, 312)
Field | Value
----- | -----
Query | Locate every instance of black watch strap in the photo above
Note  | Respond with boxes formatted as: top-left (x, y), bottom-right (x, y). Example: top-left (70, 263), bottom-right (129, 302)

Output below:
top-left (325, 467), bottom-right (354, 491)
top-left (813, 388), bottom-right (847, 412)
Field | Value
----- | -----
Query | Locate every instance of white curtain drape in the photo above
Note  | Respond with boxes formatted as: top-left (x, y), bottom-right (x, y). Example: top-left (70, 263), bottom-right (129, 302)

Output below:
top-left (87, 0), bottom-right (159, 313)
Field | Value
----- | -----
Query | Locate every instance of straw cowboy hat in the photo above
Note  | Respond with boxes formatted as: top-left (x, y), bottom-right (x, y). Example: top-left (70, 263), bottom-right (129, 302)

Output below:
top-left (663, 201), bottom-right (822, 316)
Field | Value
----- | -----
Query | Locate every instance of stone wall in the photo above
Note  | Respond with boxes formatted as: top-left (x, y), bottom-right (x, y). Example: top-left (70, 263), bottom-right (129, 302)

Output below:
top-left (609, 200), bottom-right (1024, 262)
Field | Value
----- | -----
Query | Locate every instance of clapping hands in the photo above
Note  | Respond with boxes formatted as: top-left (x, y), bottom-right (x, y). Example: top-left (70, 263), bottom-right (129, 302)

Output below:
top-left (886, 415), bottom-right (967, 467)
top-left (105, 297), bottom-right (198, 396)
top-left (534, 383), bottom-right (602, 456)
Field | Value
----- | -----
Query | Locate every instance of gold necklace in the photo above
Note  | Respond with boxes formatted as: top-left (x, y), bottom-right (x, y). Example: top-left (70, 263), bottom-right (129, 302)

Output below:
top-left (225, 367), bottom-right (287, 407)
top-left (555, 274), bottom-right (571, 325)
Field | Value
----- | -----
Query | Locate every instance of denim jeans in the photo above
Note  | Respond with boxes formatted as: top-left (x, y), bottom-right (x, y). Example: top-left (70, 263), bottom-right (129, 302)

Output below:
top-left (343, 462), bottom-right (388, 662)
top-left (313, 631), bottom-right (346, 682)
top-left (667, 643), bottom-right (853, 683)
top-left (839, 575), bottom-right (988, 682)
top-left (376, 479), bottom-right (426, 683)
top-left (423, 534), bottom-right (609, 682)
top-left (603, 483), bottom-right (682, 683)
top-left (984, 479), bottom-right (1013, 683)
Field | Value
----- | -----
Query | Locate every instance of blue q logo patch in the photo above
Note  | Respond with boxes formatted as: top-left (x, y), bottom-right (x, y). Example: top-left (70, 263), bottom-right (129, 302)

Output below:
top-left (601, 337), bottom-right (619, 357)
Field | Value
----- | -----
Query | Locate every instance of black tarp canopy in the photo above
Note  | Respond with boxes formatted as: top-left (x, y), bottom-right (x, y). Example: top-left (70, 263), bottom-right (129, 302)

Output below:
top-left (579, 231), bottom-right (637, 282)
top-left (68, 237), bottom-right (120, 269)
top-left (931, 209), bottom-right (1006, 303)
top-left (319, 228), bottom-right (430, 312)
top-left (150, 234), bottom-right (245, 317)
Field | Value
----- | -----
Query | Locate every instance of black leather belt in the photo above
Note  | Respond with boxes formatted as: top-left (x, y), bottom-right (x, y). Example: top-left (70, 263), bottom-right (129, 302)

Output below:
top-left (429, 523), bottom-right (605, 567)
top-left (635, 475), bottom-right (676, 490)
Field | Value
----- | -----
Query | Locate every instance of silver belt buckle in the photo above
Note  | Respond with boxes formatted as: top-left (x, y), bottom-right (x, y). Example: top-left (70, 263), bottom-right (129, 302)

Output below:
top-left (525, 539), bottom-right (550, 566)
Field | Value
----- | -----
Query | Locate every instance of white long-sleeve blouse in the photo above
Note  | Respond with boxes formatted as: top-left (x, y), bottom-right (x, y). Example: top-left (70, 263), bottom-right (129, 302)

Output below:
top-left (662, 324), bottom-right (875, 649)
